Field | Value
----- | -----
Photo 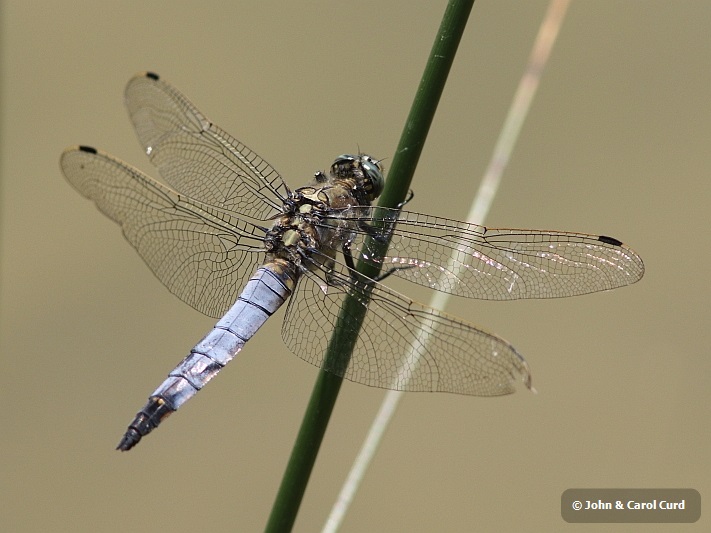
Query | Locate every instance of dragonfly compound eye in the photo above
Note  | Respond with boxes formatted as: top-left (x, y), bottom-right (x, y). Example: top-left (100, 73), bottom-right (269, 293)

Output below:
top-left (331, 154), bottom-right (384, 202)
top-left (330, 154), bottom-right (357, 176)
top-left (359, 155), bottom-right (384, 201)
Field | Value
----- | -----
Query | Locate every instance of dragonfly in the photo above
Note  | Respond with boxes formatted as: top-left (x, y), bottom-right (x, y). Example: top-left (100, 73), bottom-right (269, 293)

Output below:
top-left (61, 72), bottom-right (645, 451)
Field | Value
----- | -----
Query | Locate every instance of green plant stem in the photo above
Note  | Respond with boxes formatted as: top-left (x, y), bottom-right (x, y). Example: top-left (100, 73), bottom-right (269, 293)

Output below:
top-left (265, 1), bottom-right (475, 531)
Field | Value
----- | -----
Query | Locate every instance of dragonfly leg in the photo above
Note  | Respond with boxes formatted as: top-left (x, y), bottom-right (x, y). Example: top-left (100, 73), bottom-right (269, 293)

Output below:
top-left (371, 264), bottom-right (415, 283)
top-left (324, 257), bottom-right (349, 287)
top-left (341, 240), bottom-right (358, 277)
top-left (341, 240), bottom-right (414, 284)
top-left (345, 191), bottom-right (415, 282)
top-left (355, 191), bottom-right (412, 244)
top-left (395, 189), bottom-right (414, 209)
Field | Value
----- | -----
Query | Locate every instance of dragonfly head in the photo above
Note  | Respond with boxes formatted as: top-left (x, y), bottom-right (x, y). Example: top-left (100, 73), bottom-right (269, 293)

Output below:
top-left (331, 154), bottom-right (384, 203)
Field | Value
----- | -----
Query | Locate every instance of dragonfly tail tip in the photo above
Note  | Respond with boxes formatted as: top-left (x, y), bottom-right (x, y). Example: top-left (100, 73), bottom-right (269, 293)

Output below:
top-left (116, 429), bottom-right (141, 452)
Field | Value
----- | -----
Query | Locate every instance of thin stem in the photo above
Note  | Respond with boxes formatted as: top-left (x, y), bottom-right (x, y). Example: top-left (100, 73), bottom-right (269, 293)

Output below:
top-left (264, 1), bottom-right (475, 531)
top-left (322, 2), bottom-right (570, 531)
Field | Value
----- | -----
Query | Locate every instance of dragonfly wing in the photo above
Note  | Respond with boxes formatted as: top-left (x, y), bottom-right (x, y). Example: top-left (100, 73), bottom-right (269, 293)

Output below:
top-left (323, 207), bottom-right (645, 300)
top-left (60, 146), bottom-right (267, 318)
top-left (124, 72), bottom-right (289, 218)
top-left (281, 256), bottom-right (532, 396)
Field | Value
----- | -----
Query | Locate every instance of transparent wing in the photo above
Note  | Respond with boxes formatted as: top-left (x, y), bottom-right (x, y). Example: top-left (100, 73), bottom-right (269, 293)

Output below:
top-left (319, 207), bottom-right (645, 300)
top-left (281, 254), bottom-right (532, 395)
top-left (124, 72), bottom-right (290, 218)
top-left (60, 146), bottom-right (268, 318)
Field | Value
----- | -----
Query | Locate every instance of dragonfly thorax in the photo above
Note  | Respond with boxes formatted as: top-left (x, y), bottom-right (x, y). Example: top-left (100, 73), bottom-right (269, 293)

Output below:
top-left (265, 155), bottom-right (383, 266)
top-left (264, 184), bottom-right (334, 269)
top-left (265, 209), bottom-right (320, 266)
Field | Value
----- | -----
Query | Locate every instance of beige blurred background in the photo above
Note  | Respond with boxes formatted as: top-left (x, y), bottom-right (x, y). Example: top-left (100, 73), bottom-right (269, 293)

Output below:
top-left (2, 1), bottom-right (709, 531)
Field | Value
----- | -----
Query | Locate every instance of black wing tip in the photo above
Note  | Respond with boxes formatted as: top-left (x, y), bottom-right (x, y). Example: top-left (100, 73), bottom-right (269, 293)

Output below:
top-left (145, 71), bottom-right (160, 80)
top-left (598, 235), bottom-right (624, 247)
top-left (78, 145), bottom-right (97, 154)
